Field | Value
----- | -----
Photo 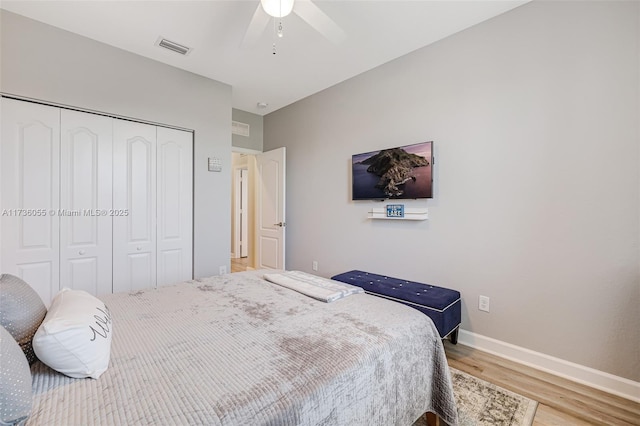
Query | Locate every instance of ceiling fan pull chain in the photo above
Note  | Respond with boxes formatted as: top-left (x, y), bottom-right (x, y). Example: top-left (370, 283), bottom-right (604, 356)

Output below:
top-left (276, 0), bottom-right (283, 39)
top-left (272, 18), bottom-right (277, 55)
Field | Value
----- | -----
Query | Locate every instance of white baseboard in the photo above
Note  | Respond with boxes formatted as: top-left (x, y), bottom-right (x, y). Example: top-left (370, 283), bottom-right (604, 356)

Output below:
top-left (457, 329), bottom-right (640, 403)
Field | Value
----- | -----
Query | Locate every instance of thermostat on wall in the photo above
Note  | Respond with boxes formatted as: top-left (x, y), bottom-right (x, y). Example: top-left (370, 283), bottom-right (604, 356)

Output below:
top-left (208, 157), bottom-right (222, 172)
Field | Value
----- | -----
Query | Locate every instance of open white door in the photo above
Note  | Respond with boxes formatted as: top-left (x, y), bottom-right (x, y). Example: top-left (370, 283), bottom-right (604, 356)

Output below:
top-left (256, 147), bottom-right (286, 270)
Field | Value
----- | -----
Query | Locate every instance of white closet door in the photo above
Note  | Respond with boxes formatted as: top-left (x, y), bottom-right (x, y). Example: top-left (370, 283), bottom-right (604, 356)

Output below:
top-left (0, 98), bottom-right (60, 304)
top-left (112, 120), bottom-right (157, 293)
top-left (156, 127), bottom-right (193, 286)
top-left (59, 110), bottom-right (113, 295)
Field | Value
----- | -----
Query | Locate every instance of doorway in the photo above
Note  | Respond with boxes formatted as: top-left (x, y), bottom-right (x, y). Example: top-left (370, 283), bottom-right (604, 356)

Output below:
top-left (231, 152), bottom-right (254, 272)
top-left (230, 147), bottom-right (286, 273)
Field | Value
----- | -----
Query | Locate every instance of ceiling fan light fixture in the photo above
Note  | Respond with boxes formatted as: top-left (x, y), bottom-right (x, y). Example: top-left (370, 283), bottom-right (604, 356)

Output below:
top-left (261, 0), bottom-right (294, 18)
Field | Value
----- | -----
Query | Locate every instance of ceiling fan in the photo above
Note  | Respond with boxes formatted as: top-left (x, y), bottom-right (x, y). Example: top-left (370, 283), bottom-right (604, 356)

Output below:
top-left (242, 0), bottom-right (346, 48)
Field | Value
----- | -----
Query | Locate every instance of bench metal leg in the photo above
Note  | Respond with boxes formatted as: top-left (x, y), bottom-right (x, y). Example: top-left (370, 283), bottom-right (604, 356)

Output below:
top-left (449, 327), bottom-right (459, 345)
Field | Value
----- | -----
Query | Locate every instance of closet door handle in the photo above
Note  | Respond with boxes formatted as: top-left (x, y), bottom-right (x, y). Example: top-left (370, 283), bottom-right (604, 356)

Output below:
top-left (136, 246), bottom-right (142, 251)
top-left (78, 250), bottom-right (86, 255)
top-left (274, 222), bottom-right (286, 227)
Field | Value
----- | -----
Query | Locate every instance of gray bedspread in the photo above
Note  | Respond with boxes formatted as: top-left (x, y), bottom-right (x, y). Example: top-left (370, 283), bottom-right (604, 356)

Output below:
top-left (28, 271), bottom-right (458, 426)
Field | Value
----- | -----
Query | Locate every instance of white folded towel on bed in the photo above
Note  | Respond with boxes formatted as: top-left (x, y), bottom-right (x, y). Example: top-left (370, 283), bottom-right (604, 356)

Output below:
top-left (263, 271), bottom-right (364, 303)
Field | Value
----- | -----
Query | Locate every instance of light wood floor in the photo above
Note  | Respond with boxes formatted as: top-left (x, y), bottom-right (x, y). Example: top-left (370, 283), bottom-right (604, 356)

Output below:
top-left (231, 257), bottom-right (249, 273)
top-left (444, 341), bottom-right (640, 425)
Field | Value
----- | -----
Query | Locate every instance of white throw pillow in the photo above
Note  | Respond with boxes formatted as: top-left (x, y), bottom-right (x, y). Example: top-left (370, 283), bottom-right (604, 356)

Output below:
top-left (33, 288), bottom-right (113, 379)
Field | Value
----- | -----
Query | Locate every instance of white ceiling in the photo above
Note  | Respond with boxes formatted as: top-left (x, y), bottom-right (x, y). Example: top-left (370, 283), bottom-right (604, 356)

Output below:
top-left (1, 0), bottom-right (529, 115)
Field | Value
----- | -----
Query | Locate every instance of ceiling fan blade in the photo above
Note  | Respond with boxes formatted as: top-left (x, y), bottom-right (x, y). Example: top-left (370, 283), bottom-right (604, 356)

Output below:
top-left (241, 3), bottom-right (271, 47)
top-left (293, 0), bottom-right (346, 44)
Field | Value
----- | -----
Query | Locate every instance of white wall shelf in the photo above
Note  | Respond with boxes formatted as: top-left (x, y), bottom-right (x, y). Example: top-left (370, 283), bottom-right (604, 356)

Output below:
top-left (367, 208), bottom-right (428, 221)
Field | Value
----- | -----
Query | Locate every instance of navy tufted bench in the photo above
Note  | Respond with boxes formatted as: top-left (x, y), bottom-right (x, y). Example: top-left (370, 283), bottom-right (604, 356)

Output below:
top-left (332, 270), bottom-right (461, 344)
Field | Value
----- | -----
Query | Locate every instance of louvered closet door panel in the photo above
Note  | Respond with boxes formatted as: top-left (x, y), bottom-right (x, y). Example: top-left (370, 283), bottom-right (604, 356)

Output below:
top-left (59, 110), bottom-right (113, 296)
top-left (112, 120), bottom-right (157, 293)
top-left (0, 98), bottom-right (61, 304)
top-left (156, 127), bottom-right (193, 286)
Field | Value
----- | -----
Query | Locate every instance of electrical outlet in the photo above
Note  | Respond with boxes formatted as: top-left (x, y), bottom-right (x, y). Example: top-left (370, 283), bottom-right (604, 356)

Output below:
top-left (312, 261), bottom-right (318, 271)
top-left (479, 295), bottom-right (490, 312)
top-left (219, 265), bottom-right (227, 275)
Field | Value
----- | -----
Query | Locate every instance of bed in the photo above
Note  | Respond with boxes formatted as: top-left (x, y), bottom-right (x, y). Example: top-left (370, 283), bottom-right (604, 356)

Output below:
top-left (25, 270), bottom-right (458, 425)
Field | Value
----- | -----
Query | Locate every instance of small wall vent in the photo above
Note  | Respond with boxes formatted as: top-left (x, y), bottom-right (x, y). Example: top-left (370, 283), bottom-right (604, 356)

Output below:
top-left (156, 37), bottom-right (192, 56)
top-left (232, 121), bottom-right (250, 137)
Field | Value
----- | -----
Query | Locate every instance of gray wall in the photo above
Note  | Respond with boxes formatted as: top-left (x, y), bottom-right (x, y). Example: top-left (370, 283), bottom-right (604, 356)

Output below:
top-left (264, 1), bottom-right (640, 381)
top-left (232, 108), bottom-right (263, 152)
top-left (1, 10), bottom-right (232, 278)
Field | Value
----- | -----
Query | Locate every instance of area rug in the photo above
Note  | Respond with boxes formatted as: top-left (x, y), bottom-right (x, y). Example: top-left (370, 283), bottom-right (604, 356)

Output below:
top-left (413, 367), bottom-right (538, 426)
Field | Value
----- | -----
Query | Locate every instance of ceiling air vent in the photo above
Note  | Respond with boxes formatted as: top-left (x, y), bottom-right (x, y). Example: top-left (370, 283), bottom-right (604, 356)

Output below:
top-left (232, 121), bottom-right (250, 137)
top-left (156, 37), bottom-right (192, 56)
